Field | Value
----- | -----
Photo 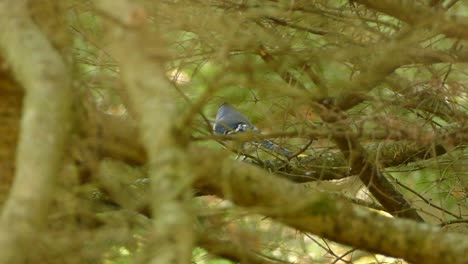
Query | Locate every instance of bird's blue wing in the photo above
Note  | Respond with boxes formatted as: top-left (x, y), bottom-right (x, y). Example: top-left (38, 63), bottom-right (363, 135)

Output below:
top-left (213, 103), bottom-right (292, 157)
top-left (213, 103), bottom-right (255, 134)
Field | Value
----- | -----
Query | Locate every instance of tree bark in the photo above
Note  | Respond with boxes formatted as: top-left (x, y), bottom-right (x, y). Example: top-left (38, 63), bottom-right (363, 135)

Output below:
top-left (0, 0), bottom-right (72, 262)
top-left (95, 1), bottom-right (195, 263)
top-left (192, 147), bottom-right (467, 264)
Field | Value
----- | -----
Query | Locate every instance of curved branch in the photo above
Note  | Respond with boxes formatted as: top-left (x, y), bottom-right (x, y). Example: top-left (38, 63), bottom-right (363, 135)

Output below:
top-left (192, 147), bottom-right (467, 264)
top-left (352, 0), bottom-right (468, 40)
top-left (319, 106), bottom-right (424, 221)
top-left (95, 0), bottom-right (195, 263)
top-left (0, 0), bottom-right (72, 262)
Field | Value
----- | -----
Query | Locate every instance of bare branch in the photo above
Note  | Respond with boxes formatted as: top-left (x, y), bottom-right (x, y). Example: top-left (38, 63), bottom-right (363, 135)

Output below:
top-left (0, 0), bottom-right (72, 262)
top-left (94, 0), bottom-right (195, 263)
top-left (352, 0), bottom-right (468, 40)
top-left (192, 147), bottom-right (468, 264)
top-left (318, 106), bottom-right (424, 221)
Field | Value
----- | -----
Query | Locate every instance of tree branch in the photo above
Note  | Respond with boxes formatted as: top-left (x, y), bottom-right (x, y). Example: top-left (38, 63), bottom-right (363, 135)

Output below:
top-left (352, 0), bottom-right (468, 40)
top-left (94, 1), bottom-right (195, 263)
top-left (73, 105), bottom-right (456, 184)
top-left (318, 106), bottom-right (424, 221)
top-left (0, 0), bottom-right (72, 262)
top-left (191, 147), bottom-right (467, 264)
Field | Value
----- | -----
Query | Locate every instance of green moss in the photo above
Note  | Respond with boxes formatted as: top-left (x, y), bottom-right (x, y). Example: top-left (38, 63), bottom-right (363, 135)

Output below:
top-left (304, 197), bottom-right (337, 216)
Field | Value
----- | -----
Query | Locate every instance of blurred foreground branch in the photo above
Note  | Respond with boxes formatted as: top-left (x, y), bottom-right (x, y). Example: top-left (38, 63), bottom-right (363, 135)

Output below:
top-left (0, 0), bottom-right (72, 262)
top-left (95, 0), bottom-right (195, 263)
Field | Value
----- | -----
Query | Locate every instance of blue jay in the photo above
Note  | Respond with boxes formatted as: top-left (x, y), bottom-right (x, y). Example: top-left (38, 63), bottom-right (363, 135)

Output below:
top-left (213, 103), bottom-right (292, 157)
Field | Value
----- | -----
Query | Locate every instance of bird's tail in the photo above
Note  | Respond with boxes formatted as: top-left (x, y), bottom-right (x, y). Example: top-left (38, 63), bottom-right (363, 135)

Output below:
top-left (257, 140), bottom-right (292, 157)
